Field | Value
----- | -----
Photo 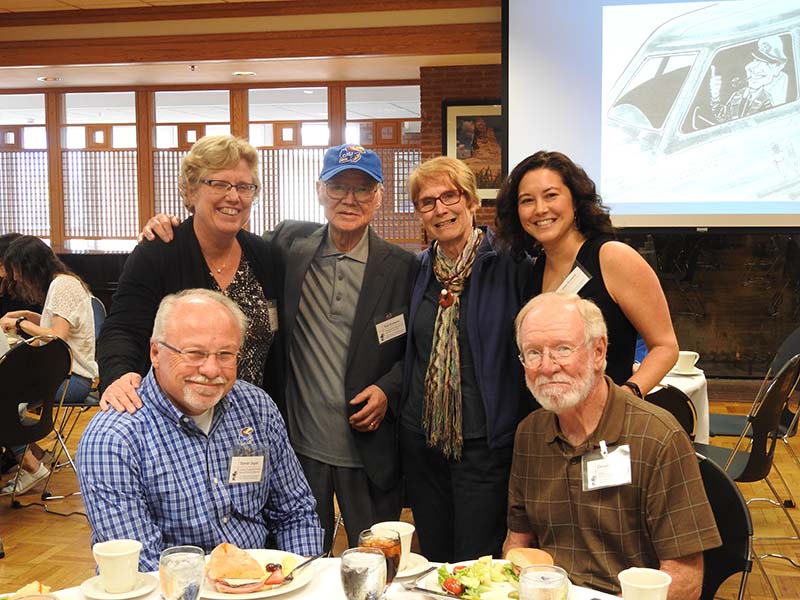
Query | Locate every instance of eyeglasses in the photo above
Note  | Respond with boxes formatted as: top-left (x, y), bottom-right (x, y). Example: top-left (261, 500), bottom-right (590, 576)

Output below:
top-left (157, 341), bottom-right (239, 368)
top-left (324, 182), bottom-right (378, 203)
top-left (518, 340), bottom-right (589, 369)
top-left (201, 179), bottom-right (259, 199)
top-left (415, 190), bottom-right (462, 213)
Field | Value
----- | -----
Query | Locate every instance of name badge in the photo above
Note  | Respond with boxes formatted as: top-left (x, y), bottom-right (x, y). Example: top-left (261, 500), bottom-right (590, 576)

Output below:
top-left (375, 313), bottom-right (406, 344)
top-left (557, 262), bottom-right (591, 294)
top-left (581, 441), bottom-right (632, 491)
top-left (228, 426), bottom-right (268, 484)
top-left (267, 299), bottom-right (279, 332)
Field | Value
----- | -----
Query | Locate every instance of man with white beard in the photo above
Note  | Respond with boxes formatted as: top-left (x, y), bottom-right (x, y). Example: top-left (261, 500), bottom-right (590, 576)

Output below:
top-left (503, 292), bottom-right (719, 600)
top-left (78, 289), bottom-right (322, 571)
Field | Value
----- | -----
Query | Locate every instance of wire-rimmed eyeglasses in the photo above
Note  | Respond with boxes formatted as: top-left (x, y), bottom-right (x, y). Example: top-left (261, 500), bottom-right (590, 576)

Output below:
top-left (157, 340), bottom-right (239, 368)
top-left (518, 341), bottom-right (589, 369)
top-left (201, 179), bottom-right (259, 200)
top-left (415, 190), bottom-right (462, 213)
top-left (323, 182), bottom-right (379, 204)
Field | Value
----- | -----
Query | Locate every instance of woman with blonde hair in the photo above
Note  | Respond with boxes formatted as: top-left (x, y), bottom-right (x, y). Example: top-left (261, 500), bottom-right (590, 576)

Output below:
top-left (98, 135), bottom-right (283, 412)
top-left (400, 156), bottom-right (535, 562)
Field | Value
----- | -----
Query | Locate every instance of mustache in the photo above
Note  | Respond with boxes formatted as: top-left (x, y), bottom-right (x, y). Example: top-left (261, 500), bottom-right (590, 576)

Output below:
top-left (185, 375), bottom-right (227, 385)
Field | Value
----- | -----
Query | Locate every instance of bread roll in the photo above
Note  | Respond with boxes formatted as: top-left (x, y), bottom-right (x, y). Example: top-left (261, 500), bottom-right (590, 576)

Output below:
top-left (506, 547), bottom-right (554, 568)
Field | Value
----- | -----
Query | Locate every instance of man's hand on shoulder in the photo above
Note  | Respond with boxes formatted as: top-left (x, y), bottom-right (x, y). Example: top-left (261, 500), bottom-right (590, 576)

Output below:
top-left (100, 372), bottom-right (144, 413)
top-left (138, 214), bottom-right (181, 243)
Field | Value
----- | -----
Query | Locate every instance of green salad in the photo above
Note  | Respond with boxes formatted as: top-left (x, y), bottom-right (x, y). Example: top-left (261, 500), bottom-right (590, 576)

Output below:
top-left (436, 556), bottom-right (518, 599)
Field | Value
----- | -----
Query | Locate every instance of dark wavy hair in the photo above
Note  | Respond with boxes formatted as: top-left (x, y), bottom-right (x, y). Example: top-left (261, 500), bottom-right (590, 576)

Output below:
top-left (495, 150), bottom-right (614, 255)
top-left (2, 236), bottom-right (81, 305)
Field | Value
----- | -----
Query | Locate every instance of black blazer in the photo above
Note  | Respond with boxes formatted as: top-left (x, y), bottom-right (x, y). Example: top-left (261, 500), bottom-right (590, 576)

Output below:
top-left (98, 217), bottom-right (285, 405)
top-left (267, 220), bottom-right (417, 491)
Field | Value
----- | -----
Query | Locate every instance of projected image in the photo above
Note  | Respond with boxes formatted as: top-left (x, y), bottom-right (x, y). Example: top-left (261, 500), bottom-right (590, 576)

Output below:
top-left (602, 0), bottom-right (800, 209)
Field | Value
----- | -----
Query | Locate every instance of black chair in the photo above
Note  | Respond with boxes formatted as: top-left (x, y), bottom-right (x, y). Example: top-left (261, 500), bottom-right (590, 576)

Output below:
top-left (694, 354), bottom-right (800, 548)
top-left (43, 295), bottom-right (106, 500)
top-left (0, 335), bottom-right (71, 558)
top-left (646, 384), bottom-right (697, 440)
top-left (697, 452), bottom-right (755, 600)
top-left (709, 325), bottom-right (800, 508)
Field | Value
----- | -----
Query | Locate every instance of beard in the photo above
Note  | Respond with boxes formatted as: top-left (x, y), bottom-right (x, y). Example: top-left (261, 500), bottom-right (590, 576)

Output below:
top-left (181, 374), bottom-right (229, 412)
top-left (527, 355), bottom-right (597, 414)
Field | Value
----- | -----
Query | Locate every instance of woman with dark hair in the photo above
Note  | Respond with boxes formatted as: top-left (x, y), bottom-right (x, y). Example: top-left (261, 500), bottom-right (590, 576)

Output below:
top-left (0, 235), bottom-right (98, 495)
top-left (495, 150), bottom-right (677, 395)
top-left (0, 233), bottom-right (40, 316)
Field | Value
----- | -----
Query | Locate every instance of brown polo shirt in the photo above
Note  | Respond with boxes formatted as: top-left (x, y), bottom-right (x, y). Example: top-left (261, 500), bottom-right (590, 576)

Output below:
top-left (507, 377), bottom-right (721, 595)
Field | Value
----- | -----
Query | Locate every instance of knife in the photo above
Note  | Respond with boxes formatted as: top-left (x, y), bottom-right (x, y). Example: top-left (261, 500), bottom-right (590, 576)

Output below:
top-left (403, 585), bottom-right (470, 599)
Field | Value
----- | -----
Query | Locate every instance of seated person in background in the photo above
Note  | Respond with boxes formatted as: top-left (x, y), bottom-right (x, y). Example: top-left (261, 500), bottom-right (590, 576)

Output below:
top-left (0, 233), bottom-right (41, 317)
top-left (77, 289), bottom-right (322, 570)
top-left (504, 292), bottom-right (720, 599)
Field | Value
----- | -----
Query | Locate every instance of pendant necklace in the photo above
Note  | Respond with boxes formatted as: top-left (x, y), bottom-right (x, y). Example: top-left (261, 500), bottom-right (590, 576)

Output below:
top-left (208, 244), bottom-right (236, 275)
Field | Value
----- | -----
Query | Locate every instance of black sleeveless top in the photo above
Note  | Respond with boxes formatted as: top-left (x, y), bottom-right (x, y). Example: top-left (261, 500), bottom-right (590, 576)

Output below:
top-left (530, 235), bottom-right (636, 385)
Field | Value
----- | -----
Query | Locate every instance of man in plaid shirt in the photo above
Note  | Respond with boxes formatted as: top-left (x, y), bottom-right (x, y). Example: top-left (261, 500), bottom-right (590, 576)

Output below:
top-left (78, 289), bottom-right (322, 570)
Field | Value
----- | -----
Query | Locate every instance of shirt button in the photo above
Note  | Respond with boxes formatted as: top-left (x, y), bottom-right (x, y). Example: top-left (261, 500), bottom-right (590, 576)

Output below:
top-left (213, 478), bottom-right (219, 485)
top-left (338, 273), bottom-right (344, 280)
top-left (336, 295), bottom-right (342, 301)
top-left (222, 516), bottom-right (229, 524)
top-left (570, 457), bottom-right (581, 465)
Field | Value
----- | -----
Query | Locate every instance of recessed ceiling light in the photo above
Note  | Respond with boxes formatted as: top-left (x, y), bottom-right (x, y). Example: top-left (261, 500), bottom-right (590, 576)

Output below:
top-left (36, 76), bottom-right (61, 82)
top-left (303, 90), bottom-right (314, 94)
top-left (233, 71), bottom-right (257, 77)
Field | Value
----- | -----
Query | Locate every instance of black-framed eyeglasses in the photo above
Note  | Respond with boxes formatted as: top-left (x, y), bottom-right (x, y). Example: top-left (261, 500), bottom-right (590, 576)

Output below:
top-left (518, 340), bottom-right (589, 369)
top-left (201, 179), bottom-right (259, 199)
top-left (324, 182), bottom-right (378, 203)
top-left (415, 190), bottom-right (462, 213)
top-left (157, 340), bottom-right (239, 368)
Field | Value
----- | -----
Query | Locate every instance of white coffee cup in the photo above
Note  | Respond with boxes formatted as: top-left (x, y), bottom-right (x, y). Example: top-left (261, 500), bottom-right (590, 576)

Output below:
top-left (674, 350), bottom-right (699, 373)
top-left (618, 567), bottom-right (671, 600)
top-left (372, 520), bottom-right (415, 572)
top-left (93, 539), bottom-right (142, 594)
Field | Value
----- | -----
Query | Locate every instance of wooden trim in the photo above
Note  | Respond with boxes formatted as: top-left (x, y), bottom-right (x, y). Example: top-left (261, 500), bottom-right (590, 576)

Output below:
top-left (0, 125), bottom-right (22, 149)
top-left (374, 120), bottom-right (400, 146)
top-left (85, 124), bottom-right (112, 149)
top-left (0, 24), bottom-right (500, 68)
top-left (229, 89), bottom-right (249, 140)
top-left (0, 0), bottom-right (499, 27)
top-left (328, 84), bottom-right (346, 146)
top-left (274, 122), bottom-right (300, 147)
top-left (135, 90), bottom-right (155, 231)
top-left (177, 124), bottom-right (205, 150)
top-left (45, 91), bottom-right (65, 248)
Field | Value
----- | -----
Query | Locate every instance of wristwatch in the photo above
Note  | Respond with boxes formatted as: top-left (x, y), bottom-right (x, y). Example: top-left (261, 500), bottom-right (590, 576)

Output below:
top-left (15, 316), bottom-right (26, 335)
top-left (622, 380), bottom-right (643, 399)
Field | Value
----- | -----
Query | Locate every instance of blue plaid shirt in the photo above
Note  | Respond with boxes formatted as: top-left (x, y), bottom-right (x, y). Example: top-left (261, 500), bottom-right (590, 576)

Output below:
top-left (77, 371), bottom-right (323, 570)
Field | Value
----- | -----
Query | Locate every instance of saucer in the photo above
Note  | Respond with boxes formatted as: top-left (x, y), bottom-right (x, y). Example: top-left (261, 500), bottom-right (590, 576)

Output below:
top-left (395, 552), bottom-right (430, 578)
top-left (80, 573), bottom-right (157, 600)
top-left (669, 366), bottom-right (703, 377)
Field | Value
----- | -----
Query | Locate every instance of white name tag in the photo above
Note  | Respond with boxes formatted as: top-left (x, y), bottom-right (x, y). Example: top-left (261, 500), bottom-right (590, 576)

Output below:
top-left (267, 299), bottom-right (279, 332)
top-left (375, 313), bottom-right (406, 344)
top-left (581, 442), bottom-right (632, 491)
top-left (229, 455), bottom-right (265, 484)
top-left (557, 263), bottom-right (591, 295)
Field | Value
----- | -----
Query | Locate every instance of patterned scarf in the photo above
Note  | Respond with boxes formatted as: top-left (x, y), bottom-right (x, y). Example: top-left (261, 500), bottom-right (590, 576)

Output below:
top-left (422, 227), bottom-right (484, 460)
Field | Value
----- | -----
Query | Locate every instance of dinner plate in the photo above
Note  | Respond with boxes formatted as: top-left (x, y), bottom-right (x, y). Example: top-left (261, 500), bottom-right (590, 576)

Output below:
top-left (419, 560), bottom-right (574, 600)
top-left (667, 366), bottom-right (703, 377)
top-left (395, 552), bottom-right (430, 579)
top-left (200, 549), bottom-right (313, 600)
top-left (80, 573), bottom-right (157, 600)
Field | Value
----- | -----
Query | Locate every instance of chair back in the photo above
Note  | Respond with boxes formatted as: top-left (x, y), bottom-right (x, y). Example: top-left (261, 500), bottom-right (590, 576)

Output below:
top-left (90, 296), bottom-right (107, 340)
top-left (0, 336), bottom-right (72, 447)
top-left (697, 453), bottom-right (752, 600)
top-left (646, 384), bottom-right (697, 440)
top-left (736, 353), bottom-right (800, 482)
top-left (771, 325), bottom-right (800, 439)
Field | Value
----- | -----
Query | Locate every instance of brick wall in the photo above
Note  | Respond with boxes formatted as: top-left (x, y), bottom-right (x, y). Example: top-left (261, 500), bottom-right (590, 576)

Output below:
top-left (420, 63), bottom-right (502, 229)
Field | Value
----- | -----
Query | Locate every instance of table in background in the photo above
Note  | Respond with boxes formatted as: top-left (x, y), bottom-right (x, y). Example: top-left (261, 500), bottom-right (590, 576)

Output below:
top-left (660, 370), bottom-right (709, 444)
top-left (53, 558), bottom-right (619, 600)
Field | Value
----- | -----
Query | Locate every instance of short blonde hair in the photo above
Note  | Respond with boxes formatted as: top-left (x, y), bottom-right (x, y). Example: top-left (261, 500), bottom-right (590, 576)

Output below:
top-left (515, 291), bottom-right (607, 350)
top-left (179, 135), bottom-right (259, 212)
top-left (407, 156), bottom-right (480, 210)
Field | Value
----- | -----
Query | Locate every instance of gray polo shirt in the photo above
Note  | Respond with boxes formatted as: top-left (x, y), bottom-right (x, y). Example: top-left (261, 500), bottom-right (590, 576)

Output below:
top-left (286, 228), bottom-right (369, 467)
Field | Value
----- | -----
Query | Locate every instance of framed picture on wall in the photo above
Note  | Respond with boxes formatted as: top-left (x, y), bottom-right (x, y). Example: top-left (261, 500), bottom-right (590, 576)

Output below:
top-left (442, 100), bottom-right (502, 203)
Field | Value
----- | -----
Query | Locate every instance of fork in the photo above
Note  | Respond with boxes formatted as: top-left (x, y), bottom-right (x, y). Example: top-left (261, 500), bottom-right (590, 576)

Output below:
top-left (280, 551), bottom-right (326, 584)
top-left (401, 565), bottom-right (437, 590)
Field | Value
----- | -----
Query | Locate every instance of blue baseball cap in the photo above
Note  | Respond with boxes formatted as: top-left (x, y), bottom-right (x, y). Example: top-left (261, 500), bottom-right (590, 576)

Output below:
top-left (319, 144), bottom-right (383, 183)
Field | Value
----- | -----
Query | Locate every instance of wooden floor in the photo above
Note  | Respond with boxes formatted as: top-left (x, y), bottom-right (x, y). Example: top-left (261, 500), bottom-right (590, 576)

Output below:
top-left (2, 379), bottom-right (800, 599)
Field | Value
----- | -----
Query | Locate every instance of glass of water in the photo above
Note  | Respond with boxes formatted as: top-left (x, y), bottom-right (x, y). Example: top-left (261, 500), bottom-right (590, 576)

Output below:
top-left (159, 545), bottom-right (205, 600)
top-left (519, 564), bottom-right (570, 600)
top-left (340, 547), bottom-right (387, 600)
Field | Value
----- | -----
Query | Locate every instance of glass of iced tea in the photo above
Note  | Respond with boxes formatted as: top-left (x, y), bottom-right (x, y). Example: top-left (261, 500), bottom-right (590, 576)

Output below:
top-left (358, 527), bottom-right (401, 587)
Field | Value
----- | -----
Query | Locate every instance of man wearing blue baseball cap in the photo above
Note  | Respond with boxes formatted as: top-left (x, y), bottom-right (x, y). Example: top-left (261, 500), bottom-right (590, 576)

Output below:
top-left (267, 144), bottom-right (417, 551)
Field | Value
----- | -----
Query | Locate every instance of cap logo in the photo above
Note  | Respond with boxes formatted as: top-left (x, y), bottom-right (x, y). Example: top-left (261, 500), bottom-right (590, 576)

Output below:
top-left (338, 145), bottom-right (366, 165)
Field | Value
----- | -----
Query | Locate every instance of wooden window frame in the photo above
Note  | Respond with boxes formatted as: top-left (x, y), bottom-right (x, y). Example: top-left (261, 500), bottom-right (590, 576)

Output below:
top-left (0, 125), bottom-right (22, 150)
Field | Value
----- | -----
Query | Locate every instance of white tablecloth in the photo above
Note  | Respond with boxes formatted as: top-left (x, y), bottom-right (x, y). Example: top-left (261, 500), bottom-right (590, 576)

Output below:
top-left (660, 370), bottom-right (709, 444)
top-left (53, 558), bottom-right (618, 600)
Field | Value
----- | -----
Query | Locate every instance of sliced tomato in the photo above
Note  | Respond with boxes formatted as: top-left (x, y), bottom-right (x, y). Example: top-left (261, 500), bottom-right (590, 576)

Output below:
top-left (442, 577), bottom-right (464, 596)
top-left (452, 565), bottom-right (467, 573)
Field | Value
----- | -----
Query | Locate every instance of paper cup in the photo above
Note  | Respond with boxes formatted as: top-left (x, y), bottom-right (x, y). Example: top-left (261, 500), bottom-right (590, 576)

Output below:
top-left (618, 567), bottom-right (671, 600)
top-left (675, 351), bottom-right (699, 373)
top-left (93, 539), bottom-right (142, 594)
top-left (372, 521), bottom-right (415, 572)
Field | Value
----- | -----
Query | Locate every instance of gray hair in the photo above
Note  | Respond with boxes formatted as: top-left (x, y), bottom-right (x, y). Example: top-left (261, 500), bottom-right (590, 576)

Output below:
top-left (515, 291), bottom-right (608, 350)
top-left (152, 288), bottom-right (248, 346)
